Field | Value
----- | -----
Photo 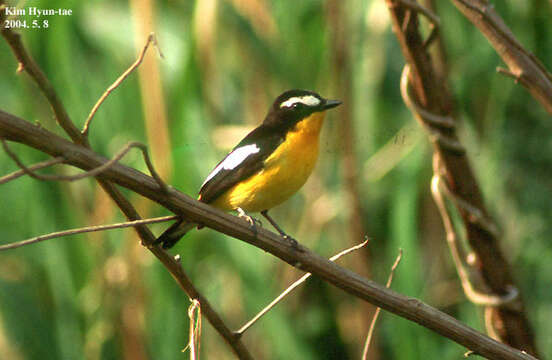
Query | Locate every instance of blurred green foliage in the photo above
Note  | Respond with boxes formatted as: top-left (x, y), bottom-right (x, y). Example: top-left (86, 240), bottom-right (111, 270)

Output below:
top-left (1, 0), bottom-right (551, 359)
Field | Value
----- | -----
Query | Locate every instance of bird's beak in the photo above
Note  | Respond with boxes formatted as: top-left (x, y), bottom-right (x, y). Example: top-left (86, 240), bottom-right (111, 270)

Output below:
top-left (323, 99), bottom-right (342, 110)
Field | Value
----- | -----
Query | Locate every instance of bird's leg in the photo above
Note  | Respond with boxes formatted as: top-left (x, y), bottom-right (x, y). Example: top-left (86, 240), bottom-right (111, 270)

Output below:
top-left (261, 210), bottom-right (298, 248)
top-left (237, 207), bottom-right (262, 236)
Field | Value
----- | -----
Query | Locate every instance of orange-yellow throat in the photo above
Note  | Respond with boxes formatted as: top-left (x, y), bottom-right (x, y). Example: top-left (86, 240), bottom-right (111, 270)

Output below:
top-left (211, 111), bottom-right (327, 212)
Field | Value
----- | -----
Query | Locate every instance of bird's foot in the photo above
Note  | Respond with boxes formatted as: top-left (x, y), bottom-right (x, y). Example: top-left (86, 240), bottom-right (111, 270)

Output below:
top-left (237, 208), bottom-right (262, 236)
top-left (283, 235), bottom-right (299, 250)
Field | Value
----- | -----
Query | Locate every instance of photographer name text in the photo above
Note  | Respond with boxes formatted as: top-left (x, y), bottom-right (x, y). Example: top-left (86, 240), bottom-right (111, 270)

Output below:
top-left (4, 7), bottom-right (72, 17)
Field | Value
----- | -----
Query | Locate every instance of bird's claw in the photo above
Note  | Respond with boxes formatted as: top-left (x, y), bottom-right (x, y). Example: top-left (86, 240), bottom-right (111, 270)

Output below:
top-left (237, 208), bottom-right (262, 236)
top-left (283, 235), bottom-right (299, 249)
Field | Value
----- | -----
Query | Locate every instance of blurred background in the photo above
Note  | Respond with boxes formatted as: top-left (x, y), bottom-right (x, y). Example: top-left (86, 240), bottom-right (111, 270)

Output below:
top-left (1, 0), bottom-right (551, 359)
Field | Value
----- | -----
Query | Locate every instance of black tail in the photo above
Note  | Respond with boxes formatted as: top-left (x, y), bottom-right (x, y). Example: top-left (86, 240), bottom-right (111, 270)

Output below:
top-left (155, 219), bottom-right (196, 249)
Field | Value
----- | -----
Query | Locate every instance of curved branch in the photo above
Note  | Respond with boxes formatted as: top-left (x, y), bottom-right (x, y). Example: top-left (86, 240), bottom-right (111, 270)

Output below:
top-left (0, 156), bottom-right (64, 185)
top-left (0, 109), bottom-right (536, 360)
top-left (1, 139), bottom-right (168, 192)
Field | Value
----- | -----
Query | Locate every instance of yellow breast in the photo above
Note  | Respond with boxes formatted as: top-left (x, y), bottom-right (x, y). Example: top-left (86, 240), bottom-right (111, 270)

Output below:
top-left (211, 111), bottom-right (326, 212)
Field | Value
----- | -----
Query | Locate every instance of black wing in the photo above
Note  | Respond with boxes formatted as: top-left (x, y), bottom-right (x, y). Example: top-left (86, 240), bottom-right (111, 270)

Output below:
top-left (198, 125), bottom-right (284, 204)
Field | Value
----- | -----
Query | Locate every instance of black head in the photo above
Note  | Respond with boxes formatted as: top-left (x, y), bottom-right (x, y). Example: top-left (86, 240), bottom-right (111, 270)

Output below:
top-left (263, 89), bottom-right (341, 129)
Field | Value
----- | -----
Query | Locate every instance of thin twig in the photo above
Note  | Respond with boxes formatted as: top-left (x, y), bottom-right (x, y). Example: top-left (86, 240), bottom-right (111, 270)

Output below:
top-left (133, 141), bottom-right (170, 193)
top-left (235, 239), bottom-right (369, 336)
top-left (0, 156), bottom-right (64, 185)
top-left (183, 299), bottom-right (202, 360)
top-left (496, 66), bottom-right (519, 82)
top-left (82, 33), bottom-right (162, 137)
top-left (361, 249), bottom-right (403, 359)
top-left (0, 215), bottom-right (178, 251)
top-left (1, 139), bottom-right (168, 191)
top-left (1, 138), bottom-right (70, 181)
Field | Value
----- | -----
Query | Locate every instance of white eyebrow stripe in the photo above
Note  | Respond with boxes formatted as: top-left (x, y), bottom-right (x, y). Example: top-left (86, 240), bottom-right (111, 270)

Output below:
top-left (201, 144), bottom-right (261, 187)
top-left (280, 95), bottom-right (321, 108)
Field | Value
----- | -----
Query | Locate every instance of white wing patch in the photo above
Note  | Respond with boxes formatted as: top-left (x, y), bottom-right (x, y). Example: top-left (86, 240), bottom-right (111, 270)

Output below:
top-left (201, 144), bottom-right (261, 187)
top-left (280, 95), bottom-right (321, 108)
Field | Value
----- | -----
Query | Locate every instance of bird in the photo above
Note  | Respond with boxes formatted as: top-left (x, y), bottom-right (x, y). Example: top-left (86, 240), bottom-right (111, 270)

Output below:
top-left (156, 89), bottom-right (341, 249)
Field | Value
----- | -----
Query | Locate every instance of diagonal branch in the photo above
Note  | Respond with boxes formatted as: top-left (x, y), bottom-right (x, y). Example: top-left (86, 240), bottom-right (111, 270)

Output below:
top-left (0, 109), bottom-right (536, 360)
top-left (451, 0), bottom-right (552, 114)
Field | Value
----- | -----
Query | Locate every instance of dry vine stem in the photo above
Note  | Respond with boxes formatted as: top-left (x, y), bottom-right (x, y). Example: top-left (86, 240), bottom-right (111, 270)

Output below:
top-left (0, 109), bottom-right (537, 360)
top-left (0, 13), bottom-right (253, 359)
top-left (385, 0), bottom-right (538, 355)
top-left (431, 172), bottom-right (518, 307)
top-left (184, 299), bottom-right (202, 360)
